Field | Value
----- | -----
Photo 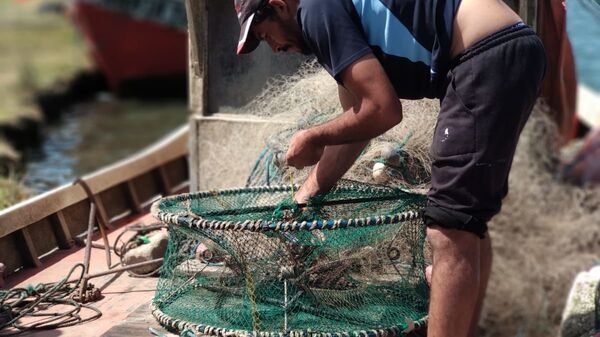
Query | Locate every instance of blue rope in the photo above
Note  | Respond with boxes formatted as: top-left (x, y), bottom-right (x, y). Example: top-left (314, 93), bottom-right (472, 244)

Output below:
top-left (246, 147), bottom-right (269, 187)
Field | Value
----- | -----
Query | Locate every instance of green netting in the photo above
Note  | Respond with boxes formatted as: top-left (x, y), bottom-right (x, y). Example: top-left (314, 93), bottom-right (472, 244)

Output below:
top-left (151, 181), bottom-right (429, 337)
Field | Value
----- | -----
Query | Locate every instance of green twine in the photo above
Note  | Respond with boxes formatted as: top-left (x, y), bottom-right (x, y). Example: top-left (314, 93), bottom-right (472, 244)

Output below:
top-left (271, 199), bottom-right (300, 221)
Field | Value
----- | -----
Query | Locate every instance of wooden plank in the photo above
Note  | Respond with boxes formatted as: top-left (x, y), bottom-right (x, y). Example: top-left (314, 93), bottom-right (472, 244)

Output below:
top-left (27, 218), bottom-right (59, 258)
top-left (518, 0), bottom-right (537, 28)
top-left (126, 180), bottom-right (144, 214)
top-left (19, 227), bottom-right (42, 268)
top-left (132, 171), bottom-right (163, 207)
top-left (99, 184), bottom-right (132, 222)
top-left (100, 302), bottom-right (178, 337)
top-left (186, 0), bottom-right (209, 116)
top-left (0, 233), bottom-right (24, 277)
top-left (187, 0), bottom-right (208, 192)
top-left (0, 263), bottom-right (5, 288)
top-left (158, 165), bottom-right (172, 194)
top-left (165, 157), bottom-right (189, 189)
top-left (51, 211), bottom-right (73, 249)
top-left (0, 184), bottom-right (87, 238)
top-left (61, 200), bottom-right (92, 238)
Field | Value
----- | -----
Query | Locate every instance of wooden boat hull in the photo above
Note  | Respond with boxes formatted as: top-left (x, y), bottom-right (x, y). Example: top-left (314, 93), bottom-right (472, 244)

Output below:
top-left (0, 126), bottom-right (189, 283)
top-left (70, 1), bottom-right (187, 94)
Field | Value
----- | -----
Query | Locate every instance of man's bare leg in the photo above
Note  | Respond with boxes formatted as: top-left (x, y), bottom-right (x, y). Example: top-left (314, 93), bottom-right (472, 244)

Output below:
top-left (467, 234), bottom-right (492, 337)
top-left (427, 226), bottom-right (481, 337)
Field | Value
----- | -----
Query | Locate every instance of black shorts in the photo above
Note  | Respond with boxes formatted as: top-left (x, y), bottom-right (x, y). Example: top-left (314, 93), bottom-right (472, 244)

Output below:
top-left (423, 23), bottom-right (547, 238)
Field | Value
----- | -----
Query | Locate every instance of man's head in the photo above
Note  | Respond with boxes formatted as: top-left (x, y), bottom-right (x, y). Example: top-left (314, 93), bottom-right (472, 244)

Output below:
top-left (235, 0), bottom-right (310, 55)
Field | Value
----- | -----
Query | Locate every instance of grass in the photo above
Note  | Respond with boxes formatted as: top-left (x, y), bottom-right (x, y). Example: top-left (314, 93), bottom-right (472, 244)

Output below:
top-left (0, 0), bottom-right (90, 209)
top-left (0, 0), bottom-right (90, 123)
top-left (0, 176), bottom-right (29, 210)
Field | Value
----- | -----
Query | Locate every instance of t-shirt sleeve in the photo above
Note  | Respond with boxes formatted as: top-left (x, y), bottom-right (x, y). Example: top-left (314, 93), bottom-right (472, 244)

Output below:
top-left (300, 0), bottom-right (372, 82)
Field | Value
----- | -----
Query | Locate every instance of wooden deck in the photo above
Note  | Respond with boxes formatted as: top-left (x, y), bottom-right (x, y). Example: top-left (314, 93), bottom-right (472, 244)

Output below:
top-left (4, 213), bottom-right (177, 337)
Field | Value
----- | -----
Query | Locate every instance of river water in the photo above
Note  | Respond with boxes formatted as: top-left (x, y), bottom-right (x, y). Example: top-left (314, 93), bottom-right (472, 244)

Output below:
top-left (567, 0), bottom-right (600, 92)
top-left (22, 98), bottom-right (187, 193)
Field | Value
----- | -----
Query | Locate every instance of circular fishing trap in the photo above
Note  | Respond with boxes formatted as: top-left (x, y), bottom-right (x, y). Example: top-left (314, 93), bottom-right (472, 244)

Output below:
top-left (151, 182), bottom-right (429, 337)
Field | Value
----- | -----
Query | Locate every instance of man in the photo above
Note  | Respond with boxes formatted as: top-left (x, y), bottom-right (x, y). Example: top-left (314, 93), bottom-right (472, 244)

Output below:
top-left (233, 0), bottom-right (546, 336)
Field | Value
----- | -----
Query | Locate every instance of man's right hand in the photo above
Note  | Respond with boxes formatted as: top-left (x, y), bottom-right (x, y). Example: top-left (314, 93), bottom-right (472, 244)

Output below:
top-left (286, 129), bottom-right (325, 169)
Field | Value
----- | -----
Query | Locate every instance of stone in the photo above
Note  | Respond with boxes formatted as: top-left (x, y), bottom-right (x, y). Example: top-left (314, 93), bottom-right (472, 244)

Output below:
top-left (560, 266), bottom-right (600, 337)
top-left (122, 232), bottom-right (168, 275)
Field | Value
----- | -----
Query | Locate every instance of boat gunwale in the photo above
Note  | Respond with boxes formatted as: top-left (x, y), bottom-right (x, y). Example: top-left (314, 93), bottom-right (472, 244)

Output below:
top-left (0, 125), bottom-right (189, 242)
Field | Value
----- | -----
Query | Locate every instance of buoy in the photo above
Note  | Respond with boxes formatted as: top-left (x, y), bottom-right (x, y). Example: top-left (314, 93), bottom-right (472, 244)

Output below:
top-left (372, 162), bottom-right (389, 183)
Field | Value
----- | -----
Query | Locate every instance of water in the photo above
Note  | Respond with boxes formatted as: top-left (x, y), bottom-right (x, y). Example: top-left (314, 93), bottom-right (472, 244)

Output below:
top-left (567, 0), bottom-right (600, 91)
top-left (23, 99), bottom-right (188, 193)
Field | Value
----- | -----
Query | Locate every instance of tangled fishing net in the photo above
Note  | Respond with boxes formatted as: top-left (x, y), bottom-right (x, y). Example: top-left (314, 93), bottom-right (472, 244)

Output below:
top-left (238, 63), bottom-right (600, 336)
top-left (481, 104), bottom-right (600, 337)
top-left (243, 61), bottom-right (438, 190)
top-left (151, 181), bottom-right (429, 337)
top-left (153, 59), bottom-right (600, 337)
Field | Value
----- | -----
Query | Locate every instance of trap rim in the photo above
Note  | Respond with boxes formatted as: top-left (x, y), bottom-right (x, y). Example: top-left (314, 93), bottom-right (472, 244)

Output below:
top-left (151, 185), bottom-right (424, 232)
top-left (150, 302), bottom-right (427, 337)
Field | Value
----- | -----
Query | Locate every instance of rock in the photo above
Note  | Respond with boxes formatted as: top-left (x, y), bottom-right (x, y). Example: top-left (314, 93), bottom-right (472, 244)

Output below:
top-left (122, 232), bottom-right (168, 275)
top-left (560, 266), bottom-right (600, 337)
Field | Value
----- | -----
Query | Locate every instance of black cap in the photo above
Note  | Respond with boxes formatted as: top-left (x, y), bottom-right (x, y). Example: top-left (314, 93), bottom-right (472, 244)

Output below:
top-left (234, 0), bottom-right (265, 54)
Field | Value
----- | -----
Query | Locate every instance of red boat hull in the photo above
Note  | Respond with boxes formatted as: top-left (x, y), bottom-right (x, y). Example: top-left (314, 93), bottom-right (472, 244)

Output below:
top-left (70, 2), bottom-right (187, 94)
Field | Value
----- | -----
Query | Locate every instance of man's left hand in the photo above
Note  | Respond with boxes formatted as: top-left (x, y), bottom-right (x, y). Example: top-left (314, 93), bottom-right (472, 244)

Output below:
top-left (286, 129), bottom-right (324, 169)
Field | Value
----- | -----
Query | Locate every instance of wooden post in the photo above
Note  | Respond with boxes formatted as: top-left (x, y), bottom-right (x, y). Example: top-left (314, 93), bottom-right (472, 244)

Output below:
top-left (186, 0), bottom-right (209, 192)
top-left (186, 0), bottom-right (209, 117)
top-left (518, 0), bottom-right (537, 29)
top-left (0, 263), bottom-right (5, 288)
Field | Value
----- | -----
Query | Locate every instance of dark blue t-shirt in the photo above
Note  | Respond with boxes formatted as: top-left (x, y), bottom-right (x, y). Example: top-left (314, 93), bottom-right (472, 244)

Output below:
top-left (298, 0), bottom-right (461, 99)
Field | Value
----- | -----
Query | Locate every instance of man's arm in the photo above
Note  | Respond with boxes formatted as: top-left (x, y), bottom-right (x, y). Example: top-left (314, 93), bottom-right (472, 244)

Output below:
top-left (290, 54), bottom-right (403, 201)
top-left (294, 85), bottom-right (369, 202)
top-left (287, 54), bottom-right (403, 168)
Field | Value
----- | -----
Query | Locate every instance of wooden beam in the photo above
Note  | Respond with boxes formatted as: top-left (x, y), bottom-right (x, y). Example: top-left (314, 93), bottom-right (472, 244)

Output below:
top-left (19, 227), bottom-right (42, 268)
top-left (186, 0), bottom-right (209, 193)
top-left (0, 263), bottom-right (5, 288)
top-left (186, 0), bottom-right (209, 116)
top-left (518, 0), bottom-right (537, 28)
top-left (126, 180), bottom-right (144, 214)
top-left (158, 166), bottom-right (173, 195)
top-left (50, 211), bottom-right (73, 249)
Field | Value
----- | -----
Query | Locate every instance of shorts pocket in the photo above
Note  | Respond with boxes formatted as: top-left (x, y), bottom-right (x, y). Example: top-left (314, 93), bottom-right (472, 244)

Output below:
top-left (432, 69), bottom-right (476, 157)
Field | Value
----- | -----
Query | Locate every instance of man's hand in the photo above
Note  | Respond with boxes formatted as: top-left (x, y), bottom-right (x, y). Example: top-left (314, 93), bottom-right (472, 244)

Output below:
top-left (286, 129), bottom-right (325, 169)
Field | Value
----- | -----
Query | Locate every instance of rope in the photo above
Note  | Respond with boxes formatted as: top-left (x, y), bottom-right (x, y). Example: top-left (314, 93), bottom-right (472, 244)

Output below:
top-left (595, 279), bottom-right (599, 336)
top-left (237, 254), bottom-right (261, 332)
top-left (0, 264), bottom-right (102, 336)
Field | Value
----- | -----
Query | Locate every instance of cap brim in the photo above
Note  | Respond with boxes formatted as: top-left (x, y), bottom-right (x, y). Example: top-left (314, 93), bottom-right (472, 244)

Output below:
top-left (237, 12), bottom-right (260, 55)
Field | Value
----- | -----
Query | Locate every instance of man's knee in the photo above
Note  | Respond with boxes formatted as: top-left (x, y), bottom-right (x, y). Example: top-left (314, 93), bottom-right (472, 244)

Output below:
top-left (427, 225), bottom-right (481, 257)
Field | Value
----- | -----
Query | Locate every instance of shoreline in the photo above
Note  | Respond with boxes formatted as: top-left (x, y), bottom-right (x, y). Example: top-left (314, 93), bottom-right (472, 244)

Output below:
top-left (0, 0), bottom-right (92, 207)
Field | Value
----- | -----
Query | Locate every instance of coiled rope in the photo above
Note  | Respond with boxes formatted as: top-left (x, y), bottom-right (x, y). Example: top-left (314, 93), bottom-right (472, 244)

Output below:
top-left (0, 263), bottom-right (102, 336)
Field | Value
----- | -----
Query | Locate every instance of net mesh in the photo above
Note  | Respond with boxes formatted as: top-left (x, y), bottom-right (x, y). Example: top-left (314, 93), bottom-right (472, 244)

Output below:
top-left (240, 62), bottom-right (438, 191)
top-left (152, 181), bottom-right (429, 337)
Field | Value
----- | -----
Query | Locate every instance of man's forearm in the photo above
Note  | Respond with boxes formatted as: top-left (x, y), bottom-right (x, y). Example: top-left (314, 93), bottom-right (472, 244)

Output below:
top-left (308, 99), bottom-right (402, 147)
top-left (295, 140), bottom-right (369, 202)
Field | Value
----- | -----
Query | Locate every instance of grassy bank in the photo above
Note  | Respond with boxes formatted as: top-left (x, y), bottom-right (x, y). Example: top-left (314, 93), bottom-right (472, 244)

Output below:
top-left (0, 0), bottom-right (89, 122)
top-left (0, 177), bottom-right (29, 209)
top-left (0, 0), bottom-right (89, 208)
